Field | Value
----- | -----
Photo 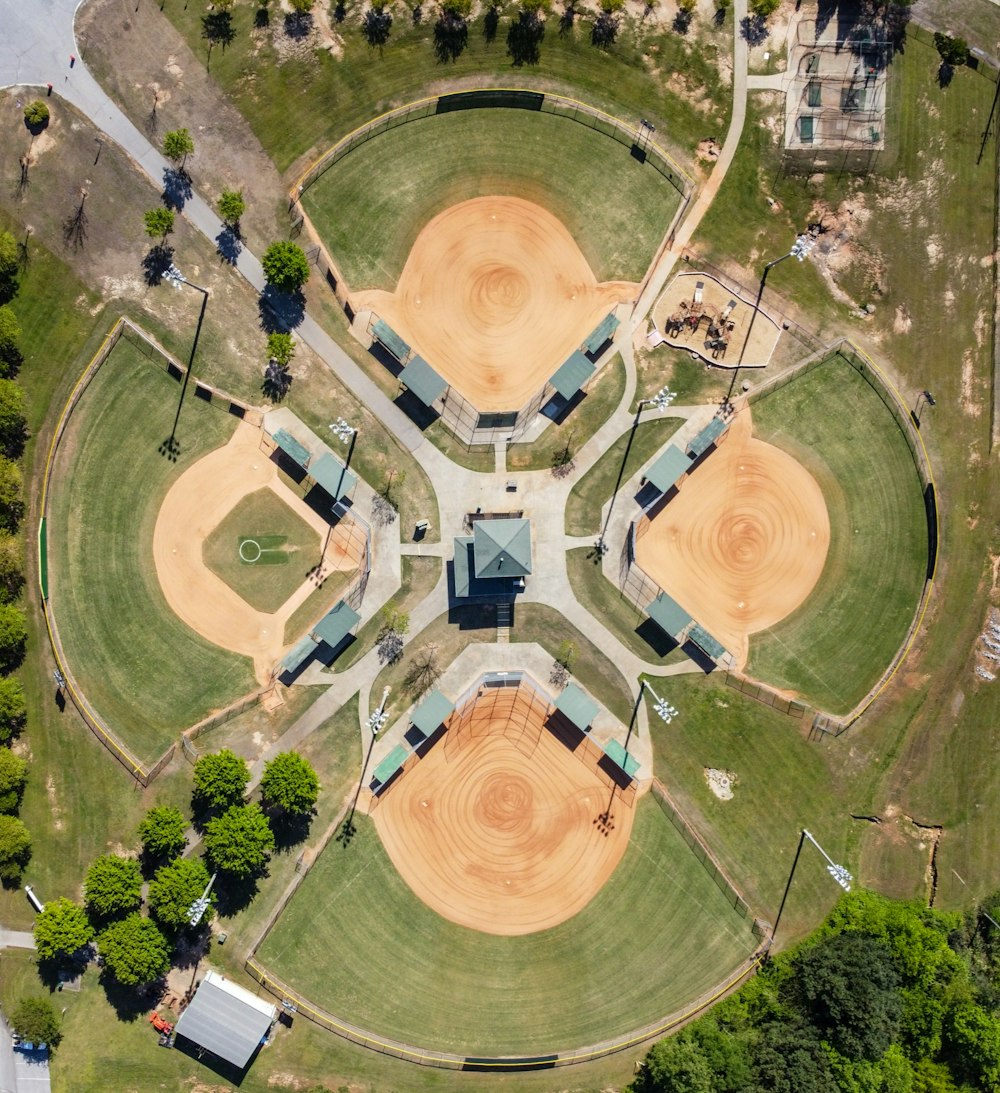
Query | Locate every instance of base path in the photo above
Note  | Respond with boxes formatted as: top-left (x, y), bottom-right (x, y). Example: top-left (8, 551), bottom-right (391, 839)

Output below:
top-left (153, 422), bottom-right (358, 683)
top-left (373, 690), bottom-right (634, 936)
top-left (635, 409), bottom-right (829, 667)
top-left (354, 196), bottom-right (635, 411)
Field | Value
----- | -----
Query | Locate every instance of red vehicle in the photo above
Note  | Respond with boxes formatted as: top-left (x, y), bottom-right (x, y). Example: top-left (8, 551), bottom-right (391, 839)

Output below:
top-left (148, 1011), bottom-right (174, 1034)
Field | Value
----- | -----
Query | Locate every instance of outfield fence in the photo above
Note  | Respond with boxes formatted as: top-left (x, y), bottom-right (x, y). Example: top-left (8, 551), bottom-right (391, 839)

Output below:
top-left (723, 674), bottom-right (809, 719)
top-left (37, 317), bottom-right (265, 785)
top-left (179, 687), bottom-right (271, 763)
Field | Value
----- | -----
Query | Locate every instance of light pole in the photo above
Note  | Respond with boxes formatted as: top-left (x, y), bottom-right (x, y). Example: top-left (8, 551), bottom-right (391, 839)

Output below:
top-left (912, 389), bottom-right (936, 428)
top-left (725, 232), bottom-right (816, 408)
top-left (162, 264), bottom-right (209, 460)
top-left (342, 687), bottom-right (391, 842)
top-left (769, 828), bottom-right (852, 956)
top-left (595, 386), bottom-right (676, 556)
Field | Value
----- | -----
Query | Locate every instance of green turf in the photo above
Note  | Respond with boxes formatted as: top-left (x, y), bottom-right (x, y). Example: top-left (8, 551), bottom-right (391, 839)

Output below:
top-left (46, 339), bottom-right (257, 762)
top-left (203, 487), bottom-right (321, 612)
top-left (303, 110), bottom-right (680, 288)
top-left (745, 354), bottom-right (927, 714)
top-left (258, 795), bottom-right (755, 1055)
top-left (565, 416), bottom-right (684, 536)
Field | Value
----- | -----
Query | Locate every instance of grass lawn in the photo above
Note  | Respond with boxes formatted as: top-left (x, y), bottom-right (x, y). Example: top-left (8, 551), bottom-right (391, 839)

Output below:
top-left (565, 415), bottom-right (683, 536)
top-left (203, 487), bottom-right (321, 613)
top-left (258, 795), bottom-right (755, 1055)
top-left (154, 1), bottom-right (729, 174)
top-left (567, 548), bottom-right (688, 666)
top-left (508, 356), bottom-right (627, 473)
top-left (746, 354), bottom-right (927, 714)
top-left (370, 604), bottom-right (634, 724)
top-left (304, 110), bottom-right (680, 289)
top-left (47, 338), bottom-right (257, 762)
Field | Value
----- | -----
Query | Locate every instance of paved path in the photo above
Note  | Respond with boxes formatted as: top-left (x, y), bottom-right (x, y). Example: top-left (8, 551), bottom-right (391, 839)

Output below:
top-left (0, 928), bottom-right (34, 950)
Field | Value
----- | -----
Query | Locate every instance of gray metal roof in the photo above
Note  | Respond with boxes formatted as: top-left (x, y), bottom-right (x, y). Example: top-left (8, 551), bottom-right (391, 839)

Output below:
top-left (644, 445), bottom-right (691, 494)
top-left (453, 535), bottom-right (475, 598)
top-left (174, 970), bottom-right (276, 1069)
top-left (372, 743), bottom-right (409, 785)
top-left (411, 690), bottom-right (455, 736)
top-left (646, 592), bottom-right (692, 639)
top-left (689, 624), bottom-right (727, 661)
top-left (399, 355), bottom-right (448, 406)
top-left (549, 350), bottom-right (596, 400)
top-left (554, 682), bottom-right (599, 731)
top-left (473, 519), bottom-right (532, 579)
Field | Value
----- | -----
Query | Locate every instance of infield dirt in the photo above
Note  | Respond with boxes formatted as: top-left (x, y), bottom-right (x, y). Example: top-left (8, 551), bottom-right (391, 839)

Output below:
top-left (635, 408), bottom-right (830, 668)
top-left (353, 196), bottom-right (636, 411)
top-left (372, 685), bottom-right (635, 935)
top-left (153, 422), bottom-right (360, 682)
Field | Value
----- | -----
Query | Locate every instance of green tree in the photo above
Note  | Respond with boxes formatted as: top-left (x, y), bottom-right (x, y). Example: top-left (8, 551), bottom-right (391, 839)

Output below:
top-left (266, 331), bottom-right (295, 366)
top-left (10, 997), bottom-right (61, 1047)
top-left (192, 749), bottom-right (249, 809)
top-left (0, 458), bottom-right (23, 532)
top-left (0, 378), bottom-right (26, 458)
top-left (84, 854), bottom-right (143, 919)
top-left (0, 230), bottom-right (18, 304)
top-left (934, 33), bottom-right (969, 67)
top-left (148, 856), bottom-right (213, 930)
top-left (748, 0), bottom-right (779, 16)
top-left (261, 240), bottom-right (310, 293)
top-left (162, 128), bottom-right (195, 169)
top-left (33, 898), bottom-right (94, 961)
top-left (946, 1001), bottom-right (1000, 1088)
top-left (138, 805), bottom-right (187, 859)
top-left (217, 188), bottom-right (245, 229)
top-left (0, 532), bottom-right (24, 603)
top-left (261, 752), bottom-right (320, 815)
top-left (97, 913), bottom-right (171, 986)
top-left (0, 747), bottom-right (28, 813)
top-left (0, 813), bottom-right (31, 880)
top-left (143, 207), bottom-right (175, 242)
top-left (0, 604), bottom-right (27, 672)
top-left (0, 676), bottom-right (26, 742)
top-left (0, 305), bottom-right (23, 378)
top-left (290, 0), bottom-right (314, 9)
top-left (23, 101), bottom-right (50, 129)
top-left (204, 803), bottom-right (275, 878)
top-left (750, 1020), bottom-right (832, 1092)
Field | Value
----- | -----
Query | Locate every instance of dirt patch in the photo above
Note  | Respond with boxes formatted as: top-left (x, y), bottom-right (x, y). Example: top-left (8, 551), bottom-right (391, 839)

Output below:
top-left (372, 684), bottom-right (635, 935)
top-left (893, 305), bottom-right (911, 335)
top-left (961, 349), bottom-right (982, 417)
top-left (696, 137), bottom-right (721, 162)
top-left (634, 408), bottom-right (830, 668)
top-left (353, 196), bottom-right (635, 411)
top-left (45, 774), bottom-right (65, 832)
top-left (705, 768), bottom-right (736, 800)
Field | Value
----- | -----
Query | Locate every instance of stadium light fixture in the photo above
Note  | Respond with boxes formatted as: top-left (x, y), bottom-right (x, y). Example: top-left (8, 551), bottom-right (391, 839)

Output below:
top-left (368, 685), bottom-right (391, 736)
top-left (769, 828), bottom-right (852, 956)
top-left (329, 418), bottom-right (356, 444)
top-left (185, 872), bottom-right (217, 927)
top-left (642, 680), bottom-right (679, 724)
top-left (645, 386), bottom-right (676, 412)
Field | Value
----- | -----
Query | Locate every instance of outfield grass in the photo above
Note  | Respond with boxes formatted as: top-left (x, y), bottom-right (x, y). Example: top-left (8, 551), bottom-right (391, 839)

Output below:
top-left (745, 355), bottom-right (927, 714)
top-left (259, 795), bottom-right (754, 1055)
top-left (304, 110), bottom-right (680, 288)
top-left (565, 416), bottom-right (683, 536)
top-left (203, 487), bottom-right (321, 613)
top-left (46, 340), bottom-right (257, 761)
top-left (152, 2), bottom-right (729, 173)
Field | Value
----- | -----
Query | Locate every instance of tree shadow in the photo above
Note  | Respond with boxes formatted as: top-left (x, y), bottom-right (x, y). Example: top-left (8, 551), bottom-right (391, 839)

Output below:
top-left (484, 3), bottom-right (500, 42)
top-left (507, 9), bottom-right (544, 64)
top-left (213, 871), bottom-right (263, 917)
top-left (62, 199), bottom-right (89, 252)
top-left (434, 12), bottom-right (468, 60)
top-left (591, 10), bottom-right (618, 46)
top-left (23, 116), bottom-right (49, 138)
top-left (258, 286), bottom-right (305, 333)
top-left (255, 4), bottom-right (270, 27)
top-left (201, 10), bottom-right (236, 50)
top-left (672, 8), bottom-right (692, 33)
top-left (284, 10), bottom-right (314, 37)
top-left (12, 157), bottom-right (30, 202)
top-left (100, 972), bottom-right (163, 1022)
top-left (262, 362), bottom-right (293, 402)
top-left (714, 5), bottom-right (727, 25)
top-left (362, 7), bottom-right (392, 47)
top-left (162, 167), bottom-right (192, 211)
top-left (937, 61), bottom-right (954, 88)
top-left (333, 0), bottom-right (347, 21)
top-left (141, 244), bottom-right (175, 287)
top-left (215, 226), bottom-right (242, 265)
top-left (740, 13), bottom-right (768, 44)
top-left (558, 3), bottom-right (574, 34)
top-left (270, 810), bottom-right (314, 851)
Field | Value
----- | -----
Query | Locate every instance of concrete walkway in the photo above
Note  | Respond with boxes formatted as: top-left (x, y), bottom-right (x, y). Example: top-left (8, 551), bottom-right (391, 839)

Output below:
top-left (0, 928), bottom-right (35, 950)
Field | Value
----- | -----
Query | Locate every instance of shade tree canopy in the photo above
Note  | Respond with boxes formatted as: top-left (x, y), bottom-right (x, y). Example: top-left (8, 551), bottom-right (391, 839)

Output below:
top-left (138, 805), bottom-right (187, 859)
top-left (260, 751), bottom-right (320, 815)
top-left (143, 207), bottom-right (175, 241)
top-left (11, 997), bottom-right (62, 1048)
top-left (261, 241), bottom-right (310, 293)
top-left (0, 746), bottom-right (28, 813)
top-left (204, 803), bottom-right (275, 878)
top-left (32, 898), bottom-right (94, 962)
top-left (0, 813), bottom-right (30, 880)
top-left (162, 128), bottom-right (195, 168)
top-left (97, 913), bottom-right (172, 986)
top-left (192, 748), bottom-right (249, 810)
top-left (84, 854), bottom-right (143, 918)
top-left (148, 856), bottom-right (214, 930)
top-left (0, 676), bottom-right (26, 741)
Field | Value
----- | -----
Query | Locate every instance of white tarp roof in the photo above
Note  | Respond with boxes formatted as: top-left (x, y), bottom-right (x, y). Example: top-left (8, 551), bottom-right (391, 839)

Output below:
top-left (175, 970), bottom-right (277, 1068)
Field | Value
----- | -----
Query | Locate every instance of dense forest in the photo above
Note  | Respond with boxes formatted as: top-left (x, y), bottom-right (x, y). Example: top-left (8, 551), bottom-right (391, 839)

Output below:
top-left (631, 891), bottom-right (1000, 1092)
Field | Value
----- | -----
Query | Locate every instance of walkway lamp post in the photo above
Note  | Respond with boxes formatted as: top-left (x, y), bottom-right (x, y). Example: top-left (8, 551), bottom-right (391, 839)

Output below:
top-left (725, 232), bottom-right (816, 407)
top-left (769, 828), bottom-right (852, 956)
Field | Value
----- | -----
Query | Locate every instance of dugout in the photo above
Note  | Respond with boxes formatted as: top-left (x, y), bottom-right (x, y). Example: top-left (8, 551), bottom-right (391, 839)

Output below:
top-left (262, 413), bottom-right (357, 506)
top-left (646, 592), bottom-right (693, 644)
top-left (641, 444), bottom-right (691, 499)
top-left (406, 688), bottom-right (455, 752)
top-left (687, 417), bottom-right (729, 466)
top-left (370, 743), bottom-right (411, 796)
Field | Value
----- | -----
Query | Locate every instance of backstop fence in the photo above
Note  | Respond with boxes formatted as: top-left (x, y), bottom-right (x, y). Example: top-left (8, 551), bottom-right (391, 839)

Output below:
top-left (37, 317), bottom-right (264, 785)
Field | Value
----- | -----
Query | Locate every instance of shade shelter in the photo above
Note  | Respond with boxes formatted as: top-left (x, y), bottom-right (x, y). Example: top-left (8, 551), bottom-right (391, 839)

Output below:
top-left (646, 592), bottom-right (693, 642)
top-left (473, 519), bottom-right (532, 579)
top-left (308, 451), bottom-right (357, 504)
top-left (174, 970), bottom-right (276, 1070)
top-left (548, 351), bottom-right (596, 401)
top-left (399, 355), bottom-right (448, 407)
top-left (554, 682), bottom-right (599, 732)
top-left (312, 600), bottom-right (360, 652)
top-left (643, 445), bottom-right (691, 495)
top-left (410, 690), bottom-right (455, 739)
top-left (687, 417), bottom-right (728, 460)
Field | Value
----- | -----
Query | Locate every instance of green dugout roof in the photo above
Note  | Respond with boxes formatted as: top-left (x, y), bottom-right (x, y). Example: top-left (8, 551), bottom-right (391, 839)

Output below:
top-left (473, 519), bottom-right (532, 578)
top-left (644, 445), bottom-right (691, 493)
top-left (453, 535), bottom-right (475, 598)
top-left (312, 599), bottom-right (360, 649)
top-left (411, 690), bottom-right (455, 736)
top-left (646, 592), bottom-right (692, 639)
top-left (279, 634), bottom-right (319, 674)
top-left (689, 624), bottom-right (726, 661)
top-left (372, 743), bottom-right (409, 785)
top-left (271, 428), bottom-right (310, 469)
top-left (309, 451), bottom-right (357, 502)
top-left (687, 417), bottom-right (728, 459)
top-left (549, 350), bottom-right (596, 400)
top-left (554, 682), bottom-right (599, 731)
top-left (583, 313), bottom-right (620, 354)
top-left (371, 318), bottom-right (410, 362)
top-left (399, 355), bottom-right (448, 406)
top-left (603, 738), bottom-right (641, 778)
